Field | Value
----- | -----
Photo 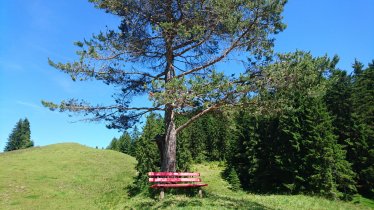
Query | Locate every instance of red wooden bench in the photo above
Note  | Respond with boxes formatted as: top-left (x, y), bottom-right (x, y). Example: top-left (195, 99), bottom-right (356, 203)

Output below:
top-left (148, 172), bottom-right (208, 199)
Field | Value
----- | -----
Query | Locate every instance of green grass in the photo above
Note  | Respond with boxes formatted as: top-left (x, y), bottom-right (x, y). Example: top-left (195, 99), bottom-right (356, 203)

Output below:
top-left (0, 144), bottom-right (372, 209)
top-left (123, 162), bottom-right (371, 210)
top-left (353, 195), bottom-right (374, 209)
top-left (0, 143), bottom-right (136, 210)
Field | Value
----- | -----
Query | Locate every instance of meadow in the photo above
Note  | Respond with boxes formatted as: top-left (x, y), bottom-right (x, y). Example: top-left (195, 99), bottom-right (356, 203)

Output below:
top-left (0, 144), bottom-right (371, 209)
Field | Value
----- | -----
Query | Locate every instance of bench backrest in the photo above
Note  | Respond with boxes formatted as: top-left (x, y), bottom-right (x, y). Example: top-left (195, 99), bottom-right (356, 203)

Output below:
top-left (148, 172), bottom-right (202, 183)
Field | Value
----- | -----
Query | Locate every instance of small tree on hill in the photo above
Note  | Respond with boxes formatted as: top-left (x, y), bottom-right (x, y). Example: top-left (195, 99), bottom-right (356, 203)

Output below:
top-left (118, 131), bottom-right (133, 155)
top-left (107, 137), bottom-right (119, 150)
top-left (4, 118), bottom-right (34, 152)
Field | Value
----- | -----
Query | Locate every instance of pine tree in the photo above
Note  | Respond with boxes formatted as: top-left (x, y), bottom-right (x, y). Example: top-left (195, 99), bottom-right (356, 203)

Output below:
top-left (43, 0), bottom-right (287, 172)
top-left (4, 118), bottom-right (34, 151)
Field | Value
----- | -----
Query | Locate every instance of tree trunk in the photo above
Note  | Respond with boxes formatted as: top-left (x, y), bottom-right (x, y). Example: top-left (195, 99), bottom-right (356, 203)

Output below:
top-left (161, 107), bottom-right (177, 172)
top-left (162, 2), bottom-right (176, 172)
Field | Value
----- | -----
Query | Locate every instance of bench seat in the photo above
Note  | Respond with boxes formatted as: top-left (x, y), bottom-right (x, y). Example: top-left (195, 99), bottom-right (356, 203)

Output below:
top-left (151, 183), bottom-right (208, 188)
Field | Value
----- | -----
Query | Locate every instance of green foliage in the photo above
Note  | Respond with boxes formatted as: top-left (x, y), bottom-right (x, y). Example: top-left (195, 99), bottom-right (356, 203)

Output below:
top-left (323, 62), bottom-right (374, 197)
top-left (176, 110), bottom-right (233, 163)
top-left (106, 137), bottom-right (119, 151)
top-left (225, 167), bottom-right (242, 191)
top-left (44, 0), bottom-right (288, 129)
top-left (132, 113), bottom-right (163, 191)
top-left (124, 162), bottom-right (368, 209)
top-left (107, 129), bottom-right (140, 157)
top-left (44, 0), bottom-right (288, 173)
top-left (227, 52), bottom-right (357, 199)
top-left (118, 132), bottom-right (133, 154)
top-left (4, 118), bottom-right (34, 152)
top-left (350, 62), bottom-right (374, 197)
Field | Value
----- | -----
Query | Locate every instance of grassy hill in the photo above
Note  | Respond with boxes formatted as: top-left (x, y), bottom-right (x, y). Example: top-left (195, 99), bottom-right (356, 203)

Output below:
top-left (0, 143), bottom-right (136, 209)
top-left (0, 144), bottom-right (371, 209)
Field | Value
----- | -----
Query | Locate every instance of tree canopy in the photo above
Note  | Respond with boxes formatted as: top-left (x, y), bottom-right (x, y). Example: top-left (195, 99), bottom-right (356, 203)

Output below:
top-left (43, 0), bottom-right (287, 171)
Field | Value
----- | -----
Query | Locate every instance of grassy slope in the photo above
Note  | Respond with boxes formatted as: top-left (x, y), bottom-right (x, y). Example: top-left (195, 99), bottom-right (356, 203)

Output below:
top-left (123, 163), bottom-right (370, 210)
top-left (0, 144), bottom-right (371, 209)
top-left (0, 143), bottom-right (136, 210)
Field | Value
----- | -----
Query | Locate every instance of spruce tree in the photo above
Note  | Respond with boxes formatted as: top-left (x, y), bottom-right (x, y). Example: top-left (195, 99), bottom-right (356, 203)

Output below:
top-left (352, 59), bottom-right (364, 76)
top-left (228, 52), bottom-right (357, 199)
top-left (106, 137), bottom-right (119, 151)
top-left (129, 126), bottom-right (141, 157)
top-left (294, 97), bottom-right (356, 199)
top-left (4, 118), bottom-right (34, 151)
top-left (132, 113), bottom-right (163, 189)
top-left (324, 68), bottom-right (372, 197)
top-left (118, 131), bottom-right (132, 155)
top-left (227, 167), bottom-right (241, 191)
top-left (351, 61), bottom-right (374, 196)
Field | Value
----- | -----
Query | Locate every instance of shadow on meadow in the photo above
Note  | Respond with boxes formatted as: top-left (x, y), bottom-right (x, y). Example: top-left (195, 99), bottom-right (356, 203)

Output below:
top-left (126, 189), bottom-right (272, 209)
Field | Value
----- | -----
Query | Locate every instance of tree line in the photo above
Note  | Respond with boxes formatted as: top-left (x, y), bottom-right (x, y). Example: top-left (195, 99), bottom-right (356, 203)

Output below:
top-left (107, 53), bottom-right (373, 200)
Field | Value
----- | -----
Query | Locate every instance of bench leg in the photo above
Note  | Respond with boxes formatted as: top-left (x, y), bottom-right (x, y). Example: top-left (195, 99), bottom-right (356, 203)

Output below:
top-left (160, 188), bottom-right (165, 200)
top-left (198, 189), bottom-right (202, 198)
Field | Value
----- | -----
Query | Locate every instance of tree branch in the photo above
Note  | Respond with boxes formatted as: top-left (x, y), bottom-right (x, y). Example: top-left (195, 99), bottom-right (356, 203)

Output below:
top-left (175, 30), bottom-right (251, 78)
top-left (175, 105), bottom-right (217, 133)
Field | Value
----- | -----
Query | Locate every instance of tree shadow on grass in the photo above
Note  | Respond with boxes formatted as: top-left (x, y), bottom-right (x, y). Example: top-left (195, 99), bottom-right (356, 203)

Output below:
top-left (128, 191), bottom-right (273, 209)
top-left (203, 193), bottom-right (273, 210)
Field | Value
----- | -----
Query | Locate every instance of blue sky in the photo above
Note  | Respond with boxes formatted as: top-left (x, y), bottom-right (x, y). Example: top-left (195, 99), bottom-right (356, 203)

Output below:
top-left (1, 0), bottom-right (373, 151)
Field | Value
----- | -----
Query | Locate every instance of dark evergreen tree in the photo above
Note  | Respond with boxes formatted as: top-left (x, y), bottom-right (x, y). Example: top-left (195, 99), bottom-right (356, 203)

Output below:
top-left (132, 113), bottom-right (163, 189)
top-left (118, 131), bottom-right (132, 155)
top-left (227, 52), bottom-right (357, 199)
top-left (351, 61), bottom-right (374, 197)
top-left (324, 68), bottom-right (372, 197)
top-left (226, 167), bottom-right (242, 191)
top-left (175, 128), bottom-right (193, 172)
top-left (175, 109), bottom-right (233, 163)
top-left (129, 125), bottom-right (141, 157)
top-left (106, 137), bottom-right (119, 150)
top-left (203, 111), bottom-right (232, 161)
top-left (179, 114), bottom-right (207, 163)
top-left (4, 118), bottom-right (34, 151)
top-left (226, 106), bottom-right (258, 191)
top-left (352, 59), bottom-right (364, 76)
top-left (352, 62), bottom-right (374, 130)
top-left (293, 97), bottom-right (355, 199)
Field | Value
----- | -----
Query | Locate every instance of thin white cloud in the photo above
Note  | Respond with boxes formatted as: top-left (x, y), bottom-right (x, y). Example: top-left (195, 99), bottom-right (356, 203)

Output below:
top-left (0, 60), bottom-right (24, 72)
top-left (16, 100), bottom-right (42, 110)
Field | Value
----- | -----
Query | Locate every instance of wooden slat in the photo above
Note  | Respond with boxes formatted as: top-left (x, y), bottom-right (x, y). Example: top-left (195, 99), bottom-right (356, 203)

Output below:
top-left (149, 178), bottom-right (201, 182)
top-left (148, 172), bottom-right (200, 177)
top-left (151, 183), bottom-right (208, 188)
